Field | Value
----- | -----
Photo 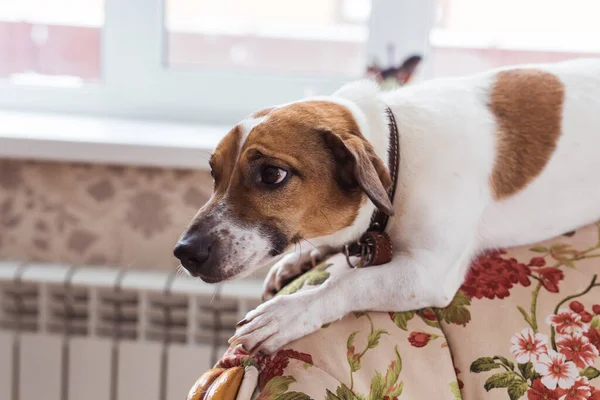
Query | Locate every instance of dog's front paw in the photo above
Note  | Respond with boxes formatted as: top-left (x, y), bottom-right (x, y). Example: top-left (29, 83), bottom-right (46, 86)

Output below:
top-left (229, 294), bottom-right (323, 354)
top-left (262, 249), bottom-right (323, 300)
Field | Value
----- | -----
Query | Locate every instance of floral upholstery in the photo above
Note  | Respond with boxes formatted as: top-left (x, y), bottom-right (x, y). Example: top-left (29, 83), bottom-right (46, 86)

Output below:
top-left (216, 222), bottom-right (600, 400)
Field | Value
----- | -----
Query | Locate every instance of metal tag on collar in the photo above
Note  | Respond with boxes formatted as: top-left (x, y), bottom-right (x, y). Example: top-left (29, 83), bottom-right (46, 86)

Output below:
top-left (344, 231), bottom-right (393, 268)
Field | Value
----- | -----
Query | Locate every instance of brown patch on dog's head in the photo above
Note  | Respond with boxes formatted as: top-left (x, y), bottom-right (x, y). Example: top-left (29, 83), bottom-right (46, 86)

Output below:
top-left (251, 107), bottom-right (275, 118)
top-left (489, 69), bottom-right (565, 199)
top-left (209, 125), bottom-right (242, 192)
top-left (231, 101), bottom-right (393, 236)
top-left (175, 100), bottom-right (392, 282)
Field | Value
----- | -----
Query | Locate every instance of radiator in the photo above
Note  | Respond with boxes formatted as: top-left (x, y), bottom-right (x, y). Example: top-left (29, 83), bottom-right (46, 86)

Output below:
top-left (0, 261), bottom-right (262, 400)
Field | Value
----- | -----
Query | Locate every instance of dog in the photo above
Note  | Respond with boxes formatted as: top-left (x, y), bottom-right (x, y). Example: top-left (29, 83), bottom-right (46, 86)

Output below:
top-left (174, 58), bottom-right (600, 354)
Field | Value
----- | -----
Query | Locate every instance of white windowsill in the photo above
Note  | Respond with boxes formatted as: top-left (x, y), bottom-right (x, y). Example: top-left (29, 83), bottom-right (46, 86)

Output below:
top-left (0, 110), bottom-right (230, 170)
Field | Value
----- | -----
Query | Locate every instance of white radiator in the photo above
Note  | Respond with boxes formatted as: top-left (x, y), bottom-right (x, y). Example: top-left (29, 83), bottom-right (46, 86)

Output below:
top-left (0, 261), bottom-right (262, 400)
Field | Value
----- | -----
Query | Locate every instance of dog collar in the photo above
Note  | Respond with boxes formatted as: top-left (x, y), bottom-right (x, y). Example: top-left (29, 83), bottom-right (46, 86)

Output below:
top-left (344, 106), bottom-right (399, 268)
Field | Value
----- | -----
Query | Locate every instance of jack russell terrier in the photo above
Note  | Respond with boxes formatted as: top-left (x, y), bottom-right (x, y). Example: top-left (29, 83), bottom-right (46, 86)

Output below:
top-left (174, 58), bottom-right (600, 354)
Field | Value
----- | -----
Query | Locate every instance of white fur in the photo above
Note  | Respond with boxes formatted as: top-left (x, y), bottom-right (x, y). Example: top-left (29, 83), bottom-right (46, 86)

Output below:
top-left (198, 200), bottom-right (274, 280)
top-left (232, 59), bottom-right (600, 353)
top-left (239, 116), bottom-right (268, 148)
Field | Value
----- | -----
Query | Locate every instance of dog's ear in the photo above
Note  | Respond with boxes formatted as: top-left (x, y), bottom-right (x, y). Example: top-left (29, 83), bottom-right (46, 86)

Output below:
top-left (397, 55), bottom-right (422, 84)
top-left (323, 130), bottom-right (394, 216)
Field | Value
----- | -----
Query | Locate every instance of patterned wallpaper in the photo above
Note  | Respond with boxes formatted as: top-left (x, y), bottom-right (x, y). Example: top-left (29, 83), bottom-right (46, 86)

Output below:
top-left (0, 159), bottom-right (214, 271)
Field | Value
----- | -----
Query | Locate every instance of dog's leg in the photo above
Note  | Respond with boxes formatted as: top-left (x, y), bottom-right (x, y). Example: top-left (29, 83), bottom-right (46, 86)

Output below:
top-left (231, 243), bottom-right (475, 354)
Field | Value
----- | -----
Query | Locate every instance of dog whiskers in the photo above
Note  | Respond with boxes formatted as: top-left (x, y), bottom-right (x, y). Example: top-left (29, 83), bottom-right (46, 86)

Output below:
top-left (294, 240), bottom-right (303, 270)
top-left (299, 236), bottom-right (319, 252)
top-left (175, 264), bottom-right (189, 278)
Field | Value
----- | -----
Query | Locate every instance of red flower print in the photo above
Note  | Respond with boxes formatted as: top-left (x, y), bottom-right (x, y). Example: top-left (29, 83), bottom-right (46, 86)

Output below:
top-left (538, 268), bottom-right (565, 293)
top-left (593, 305), bottom-right (600, 315)
top-left (590, 387), bottom-right (600, 400)
top-left (408, 331), bottom-right (431, 348)
top-left (510, 328), bottom-right (549, 363)
top-left (546, 309), bottom-right (588, 335)
top-left (529, 257), bottom-right (547, 267)
top-left (421, 310), bottom-right (437, 321)
top-left (278, 349), bottom-right (312, 365)
top-left (454, 367), bottom-right (464, 390)
top-left (528, 378), bottom-right (566, 400)
top-left (557, 333), bottom-right (599, 368)
top-left (560, 377), bottom-right (592, 400)
top-left (580, 311), bottom-right (593, 323)
top-left (534, 350), bottom-right (578, 390)
top-left (461, 251), bottom-right (531, 300)
top-left (218, 344), bottom-right (250, 368)
top-left (256, 349), bottom-right (313, 390)
top-left (584, 328), bottom-right (600, 352)
top-left (505, 259), bottom-right (533, 287)
top-left (569, 301), bottom-right (585, 313)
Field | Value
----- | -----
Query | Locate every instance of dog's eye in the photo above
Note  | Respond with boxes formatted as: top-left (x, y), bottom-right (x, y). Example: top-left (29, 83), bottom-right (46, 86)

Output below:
top-left (260, 166), bottom-right (288, 185)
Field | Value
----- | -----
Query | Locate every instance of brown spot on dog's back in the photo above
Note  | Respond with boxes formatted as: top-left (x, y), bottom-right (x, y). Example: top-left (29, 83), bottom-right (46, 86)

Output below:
top-left (489, 69), bottom-right (565, 199)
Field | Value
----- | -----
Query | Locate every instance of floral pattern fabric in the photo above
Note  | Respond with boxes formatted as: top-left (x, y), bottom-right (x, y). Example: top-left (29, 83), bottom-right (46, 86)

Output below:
top-left (446, 223), bottom-right (600, 400)
top-left (219, 222), bottom-right (600, 400)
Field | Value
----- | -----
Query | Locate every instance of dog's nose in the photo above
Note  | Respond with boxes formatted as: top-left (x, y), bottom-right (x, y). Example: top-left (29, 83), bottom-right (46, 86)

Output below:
top-left (173, 235), bottom-right (213, 276)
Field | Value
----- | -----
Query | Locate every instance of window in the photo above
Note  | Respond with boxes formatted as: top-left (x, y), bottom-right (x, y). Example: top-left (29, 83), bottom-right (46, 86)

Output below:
top-left (0, 0), bottom-right (103, 86)
top-left (0, 0), bottom-right (373, 122)
top-left (1, 0), bottom-right (598, 123)
top-left (165, 0), bottom-right (371, 76)
top-left (430, 0), bottom-right (600, 77)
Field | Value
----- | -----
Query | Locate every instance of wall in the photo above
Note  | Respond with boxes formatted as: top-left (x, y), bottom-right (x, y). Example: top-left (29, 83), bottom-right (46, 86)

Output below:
top-left (0, 159), bottom-right (213, 270)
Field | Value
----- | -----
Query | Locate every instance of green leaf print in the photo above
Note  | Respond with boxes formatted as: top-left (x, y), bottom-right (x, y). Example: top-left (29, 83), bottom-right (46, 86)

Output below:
top-left (326, 390), bottom-right (340, 400)
top-left (507, 380), bottom-right (528, 400)
top-left (347, 332), bottom-right (359, 350)
top-left (278, 264), bottom-right (332, 295)
top-left (274, 392), bottom-right (312, 400)
top-left (470, 357), bottom-right (501, 373)
top-left (530, 246), bottom-right (548, 253)
top-left (437, 291), bottom-right (471, 326)
top-left (305, 269), bottom-right (330, 285)
top-left (493, 356), bottom-right (514, 371)
top-left (367, 329), bottom-right (389, 349)
top-left (517, 362), bottom-right (538, 381)
top-left (337, 384), bottom-right (360, 400)
top-left (259, 376), bottom-right (297, 400)
top-left (581, 366), bottom-right (600, 380)
top-left (483, 372), bottom-right (515, 391)
top-left (449, 381), bottom-right (462, 400)
top-left (347, 352), bottom-right (361, 373)
top-left (387, 381), bottom-right (404, 398)
top-left (390, 311), bottom-right (414, 331)
top-left (368, 372), bottom-right (385, 400)
top-left (384, 346), bottom-right (402, 389)
top-left (326, 385), bottom-right (360, 400)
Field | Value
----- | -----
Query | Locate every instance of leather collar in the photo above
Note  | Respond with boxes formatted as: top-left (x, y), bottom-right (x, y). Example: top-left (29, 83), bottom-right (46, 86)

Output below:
top-left (344, 106), bottom-right (399, 268)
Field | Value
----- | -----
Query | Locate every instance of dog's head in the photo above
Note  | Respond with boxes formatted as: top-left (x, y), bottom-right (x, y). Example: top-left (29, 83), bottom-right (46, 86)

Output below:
top-left (174, 84), bottom-right (393, 282)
